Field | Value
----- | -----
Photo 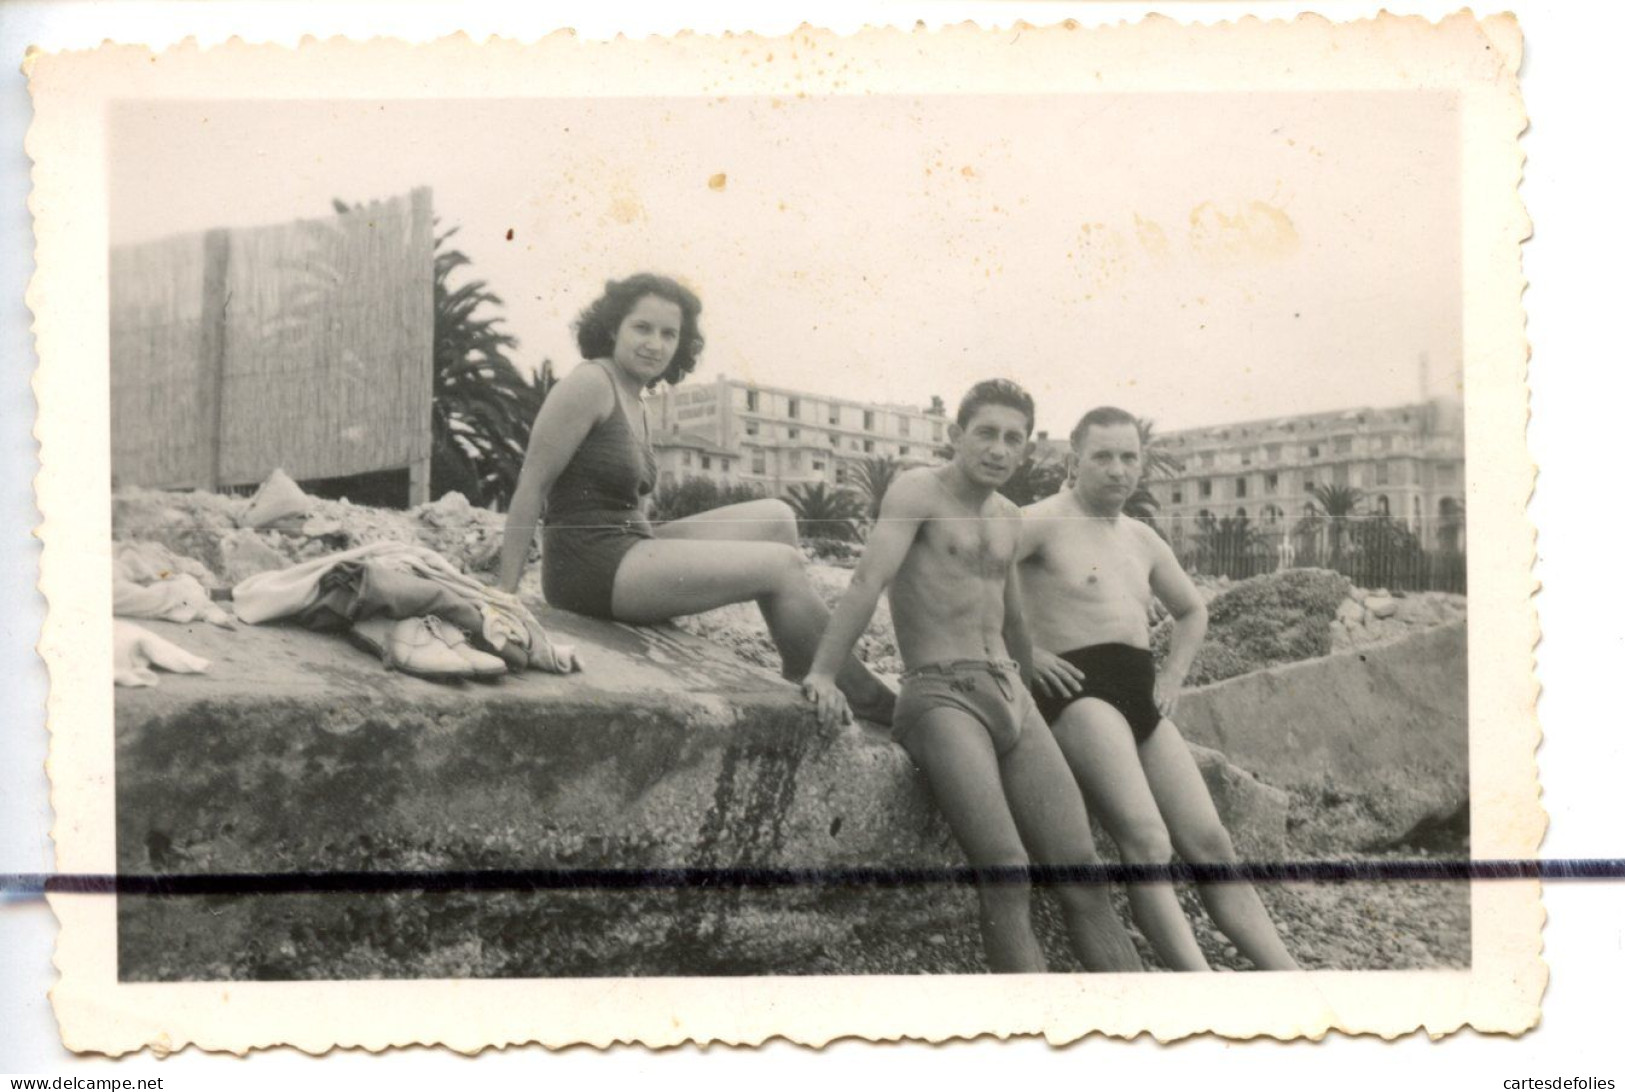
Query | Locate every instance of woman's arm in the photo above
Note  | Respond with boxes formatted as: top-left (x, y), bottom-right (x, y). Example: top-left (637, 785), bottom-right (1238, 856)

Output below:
top-left (497, 366), bottom-right (610, 594)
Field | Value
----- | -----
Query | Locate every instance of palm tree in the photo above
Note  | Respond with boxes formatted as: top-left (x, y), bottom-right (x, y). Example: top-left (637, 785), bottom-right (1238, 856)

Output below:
top-left (998, 449), bottom-right (1068, 506)
top-left (335, 200), bottom-right (543, 508)
top-left (848, 455), bottom-right (903, 522)
top-left (1298, 483), bottom-right (1365, 563)
top-left (784, 482), bottom-right (866, 542)
top-left (1124, 417), bottom-right (1182, 528)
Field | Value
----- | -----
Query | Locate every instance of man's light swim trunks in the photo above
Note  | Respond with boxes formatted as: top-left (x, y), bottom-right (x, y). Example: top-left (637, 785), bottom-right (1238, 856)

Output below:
top-left (893, 658), bottom-right (1044, 757)
top-left (1032, 642), bottom-right (1165, 744)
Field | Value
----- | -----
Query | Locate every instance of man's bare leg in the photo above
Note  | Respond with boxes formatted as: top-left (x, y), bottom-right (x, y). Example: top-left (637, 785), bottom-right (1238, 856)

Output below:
top-left (1140, 720), bottom-right (1299, 971)
top-left (903, 709), bottom-right (1047, 973)
top-left (1002, 719), bottom-right (1144, 972)
top-left (1049, 701), bottom-right (1209, 971)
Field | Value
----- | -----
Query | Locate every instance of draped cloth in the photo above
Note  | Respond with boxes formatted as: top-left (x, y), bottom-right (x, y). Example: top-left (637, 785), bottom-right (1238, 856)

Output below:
top-left (233, 541), bottom-right (579, 674)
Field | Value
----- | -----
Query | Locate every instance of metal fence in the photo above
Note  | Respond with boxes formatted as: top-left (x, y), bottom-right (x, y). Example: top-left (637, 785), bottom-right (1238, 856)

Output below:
top-left (1176, 517), bottom-right (1467, 594)
top-left (110, 188), bottom-right (435, 502)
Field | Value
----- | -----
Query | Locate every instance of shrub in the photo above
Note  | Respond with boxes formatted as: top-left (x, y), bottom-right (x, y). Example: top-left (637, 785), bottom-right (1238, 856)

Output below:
top-left (647, 478), bottom-right (764, 523)
top-left (1155, 567), bottom-right (1351, 685)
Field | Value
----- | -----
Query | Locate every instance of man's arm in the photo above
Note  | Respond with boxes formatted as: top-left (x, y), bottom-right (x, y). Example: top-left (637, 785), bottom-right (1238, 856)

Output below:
top-left (801, 473), bottom-right (931, 728)
top-left (1004, 558), bottom-right (1035, 687)
top-left (1147, 528), bottom-right (1208, 718)
top-left (1015, 500), bottom-right (1087, 699)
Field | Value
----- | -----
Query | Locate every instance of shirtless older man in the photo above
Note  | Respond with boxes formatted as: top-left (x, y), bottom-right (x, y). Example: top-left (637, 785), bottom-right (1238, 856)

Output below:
top-left (1018, 405), bottom-right (1297, 971)
top-left (802, 381), bottom-right (1141, 974)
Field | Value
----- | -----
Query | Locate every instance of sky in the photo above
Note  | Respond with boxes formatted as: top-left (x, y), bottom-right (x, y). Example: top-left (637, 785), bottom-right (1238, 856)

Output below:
top-left (109, 90), bottom-right (1461, 435)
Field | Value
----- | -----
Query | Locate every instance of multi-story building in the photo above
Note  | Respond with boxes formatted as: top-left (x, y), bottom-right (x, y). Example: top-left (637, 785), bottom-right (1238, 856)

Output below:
top-left (1144, 398), bottom-right (1466, 554)
top-left (648, 429), bottom-right (740, 491)
top-left (649, 375), bottom-right (948, 495)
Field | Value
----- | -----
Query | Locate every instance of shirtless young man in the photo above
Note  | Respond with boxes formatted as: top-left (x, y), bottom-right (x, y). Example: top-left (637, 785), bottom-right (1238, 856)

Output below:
top-left (1018, 406), bottom-right (1297, 971)
top-left (802, 381), bottom-right (1142, 974)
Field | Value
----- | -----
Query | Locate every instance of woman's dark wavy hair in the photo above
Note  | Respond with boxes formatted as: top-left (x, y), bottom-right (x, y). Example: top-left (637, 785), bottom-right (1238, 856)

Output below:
top-left (574, 273), bottom-right (705, 388)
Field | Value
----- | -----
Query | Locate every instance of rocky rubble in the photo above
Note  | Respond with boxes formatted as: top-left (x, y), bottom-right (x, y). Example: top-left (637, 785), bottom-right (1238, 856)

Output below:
top-left (1328, 585), bottom-right (1467, 651)
top-left (111, 483), bottom-right (519, 589)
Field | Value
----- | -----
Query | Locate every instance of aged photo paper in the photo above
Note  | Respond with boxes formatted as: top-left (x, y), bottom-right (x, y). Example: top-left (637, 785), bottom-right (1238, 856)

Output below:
top-left (26, 13), bottom-right (1540, 1052)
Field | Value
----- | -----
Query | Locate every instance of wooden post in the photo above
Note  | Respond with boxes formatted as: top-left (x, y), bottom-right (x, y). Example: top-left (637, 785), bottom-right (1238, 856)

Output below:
top-left (196, 229), bottom-right (232, 491)
top-left (406, 186), bottom-right (434, 506)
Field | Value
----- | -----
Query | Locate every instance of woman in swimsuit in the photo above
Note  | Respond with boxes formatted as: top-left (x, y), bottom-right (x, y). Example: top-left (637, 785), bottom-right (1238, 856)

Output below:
top-left (499, 273), bottom-right (894, 723)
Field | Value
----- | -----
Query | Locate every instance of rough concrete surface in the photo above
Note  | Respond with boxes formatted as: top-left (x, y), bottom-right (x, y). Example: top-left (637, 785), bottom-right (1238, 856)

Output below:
top-left (1178, 621), bottom-right (1468, 851)
top-left (116, 607), bottom-right (1297, 979)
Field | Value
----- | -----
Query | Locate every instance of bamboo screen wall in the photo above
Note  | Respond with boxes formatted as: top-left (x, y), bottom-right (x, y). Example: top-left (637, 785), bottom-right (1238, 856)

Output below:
top-left (111, 188), bottom-right (434, 501)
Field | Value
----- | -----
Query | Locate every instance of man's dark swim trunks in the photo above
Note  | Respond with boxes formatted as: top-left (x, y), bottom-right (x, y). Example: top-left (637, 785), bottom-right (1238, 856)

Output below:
top-left (1033, 643), bottom-right (1165, 744)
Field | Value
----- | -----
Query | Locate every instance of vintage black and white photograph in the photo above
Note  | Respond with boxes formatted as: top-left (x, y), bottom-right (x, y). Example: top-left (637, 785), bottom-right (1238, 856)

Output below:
top-left (28, 16), bottom-right (1538, 1049)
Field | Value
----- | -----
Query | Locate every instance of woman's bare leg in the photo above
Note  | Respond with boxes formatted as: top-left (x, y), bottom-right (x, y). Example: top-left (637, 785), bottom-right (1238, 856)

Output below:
top-left (651, 498), bottom-right (804, 548)
top-left (616, 502), bottom-right (893, 720)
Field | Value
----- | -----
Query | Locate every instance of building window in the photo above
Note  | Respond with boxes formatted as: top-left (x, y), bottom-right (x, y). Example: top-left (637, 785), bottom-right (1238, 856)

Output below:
top-left (1377, 435), bottom-right (1392, 452)
top-left (682, 452), bottom-right (692, 467)
top-left (1200, 452), bottom-right (1215, 468)
top-left (836, 466), bottom-right (848, 485)
top-left (1265, 472), bottom-right (1279, 493)
top-left (863, 410), bottom-right (876, 431)
top-left (828, 432), bottom-right (839, 446)
top-left (1304, 476), bottom-right (1317, 492)
top-left (1241, 452), bottom-right (1253, 466)
top-left (1375, 461), bottom-right (1390, 485)
top-left (864, 439), bottom-right (875, 453)
top-left (1334, 436), bottom-right (1353, 455)
top-left (751, 455), bottom-right (766, 475)
top-left (851, 440), bottom-right (862, 451)
top-left (745, 389), bottom-right (759, 412)
top-left (701, 456), bottom-right (712, 470)
top-left (812, 460), bottom-right (825, 471)
top-left (1235, 477), bottom-right (1248, 499)
top-left (1236, 506), bottom-right (1248, 519)
top-left (787, 397), bottom-right (800, 420)
top-left (787, 428), bottom-right (799, 440)
top-left (745, 421), bottom-right (759, 437)
top-left (899, 418), bottom-right (911, 437)
top-left (1376, 494), bottom-right (1390, 516)
top-left (788, 451), bottom-right (801, 470)
top-left (1307, 444), bottom-right (1321, 459)
top-left (1265, 444), bottom-right (1282, 462)
top-left (829, 406), bottom-right (841, 425)
top-left (721, 459), bottom-right (730, 473)
top-left (1263, 504), bottom-right (1282, 526)
top-left (900, 445), bottom-right (910, 457)
top-left (1199, 479), bottom-right (1212, 499)
top-left (1171, 488), bottom-right (1183, 504)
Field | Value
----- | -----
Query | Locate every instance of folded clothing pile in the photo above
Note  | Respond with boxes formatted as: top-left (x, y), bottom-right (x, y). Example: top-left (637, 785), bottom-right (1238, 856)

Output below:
top-left (233, 540), bottom-right (579, 680)
top-left (113, 541), bottom-right (234, 629)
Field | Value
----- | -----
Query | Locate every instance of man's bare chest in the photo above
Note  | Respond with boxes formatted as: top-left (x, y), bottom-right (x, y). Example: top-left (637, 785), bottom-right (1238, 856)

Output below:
top-left (920, 512), bottom-right (1015, 576)
top-left (1042, 531), bottom-right (1152, 601)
